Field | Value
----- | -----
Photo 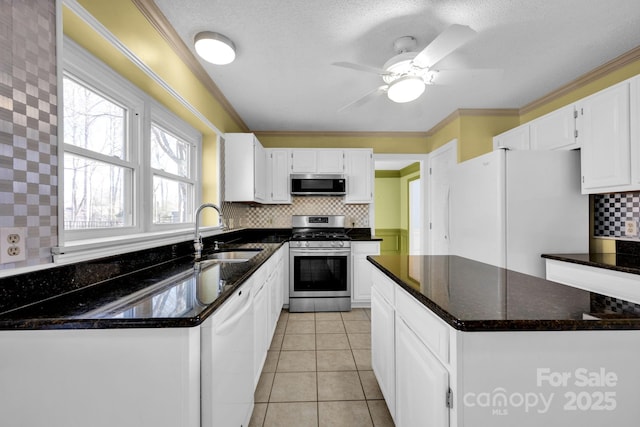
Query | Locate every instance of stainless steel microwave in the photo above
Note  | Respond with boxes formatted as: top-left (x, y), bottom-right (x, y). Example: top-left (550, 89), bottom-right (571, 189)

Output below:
top-left (290, 174), bottom-right (346, 196)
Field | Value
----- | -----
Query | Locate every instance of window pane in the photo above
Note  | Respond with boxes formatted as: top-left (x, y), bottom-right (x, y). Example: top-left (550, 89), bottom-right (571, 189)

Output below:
top-left (63, 77), bottom-right (126, 159)
top-left (153, 176), bottom-right (193, 224)
top-left (151, 125), bottom-right (191, 178)
top-left (64, 153), bottom-right (132, 230)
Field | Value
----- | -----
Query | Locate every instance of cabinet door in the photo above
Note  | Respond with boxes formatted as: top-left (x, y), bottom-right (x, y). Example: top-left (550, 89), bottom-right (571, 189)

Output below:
top-left (351, 242), bottom-right (380, 305)
top-left (371, 287), bottom-right (396, 420)
top-left (253, 141), bottom-right (267, 202)
top-left (579, 81), bottom-right (631, 193)
top-left (253, 278), bottom-right (269, 386)
top-left (268, 149), bottom-right (291, 204)
top-left (631, 76), bottom-right (640, 187)
top-left (317, 150), bottom-right (344, 173)
top-left (345, 150), bottom-right (373, 203)
top-left (396, 317), bottom-right (449, 427)
top-left (529, 105), bottom-right (577, 150)
top-left (493, 125), bottom-right (530, 150)
top-left (291, 150), bottom-right (317, 173)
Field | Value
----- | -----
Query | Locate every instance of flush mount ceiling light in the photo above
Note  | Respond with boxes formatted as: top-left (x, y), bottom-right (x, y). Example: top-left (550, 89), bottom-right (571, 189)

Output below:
top-left (386, 75), bottom-right (426, 103)
top-left (194, 31), bottom-right (236, 65)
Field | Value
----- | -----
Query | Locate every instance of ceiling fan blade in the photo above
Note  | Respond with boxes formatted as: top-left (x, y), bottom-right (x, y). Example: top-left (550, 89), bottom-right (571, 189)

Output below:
top-left (430, 68), bottom-right (503, 86)
top-left (337, 86), bottom-right (388, 112)
top-left (412, 24), bottom-right (477, 69)
top-left (332, 62), bottom-right (392, 76)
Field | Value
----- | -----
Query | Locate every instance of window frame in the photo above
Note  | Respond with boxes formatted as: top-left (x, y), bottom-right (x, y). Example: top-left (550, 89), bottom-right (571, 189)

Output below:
top-left (60, 38), bottom-right (201, 245)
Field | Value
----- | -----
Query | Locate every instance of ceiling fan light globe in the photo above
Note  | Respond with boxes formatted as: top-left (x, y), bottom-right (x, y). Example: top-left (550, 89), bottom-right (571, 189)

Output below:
top-left (194, 31), bottom-right (236, 65)
top-left (387, 76), bottom-right (425, 103)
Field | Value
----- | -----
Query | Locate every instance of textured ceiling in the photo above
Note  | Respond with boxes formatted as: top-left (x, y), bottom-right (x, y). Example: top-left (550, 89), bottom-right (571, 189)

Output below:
top-left (154, 0), bottom-right (640, 132)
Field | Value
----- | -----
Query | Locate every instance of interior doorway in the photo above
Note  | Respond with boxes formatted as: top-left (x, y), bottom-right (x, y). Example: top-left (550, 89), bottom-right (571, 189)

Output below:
top-left (373, 153), bottom-right (429, 254)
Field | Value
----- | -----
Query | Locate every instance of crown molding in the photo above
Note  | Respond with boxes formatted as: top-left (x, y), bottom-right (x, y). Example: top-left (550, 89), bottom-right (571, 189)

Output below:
top-left (253, 130), bottom-right (430, 139)
top-left (425, 108), bottom-right (518, 136)
top-left (520, 45), bottom-right (640, 115)
top-left (131, 0), bottom-right (249, 132)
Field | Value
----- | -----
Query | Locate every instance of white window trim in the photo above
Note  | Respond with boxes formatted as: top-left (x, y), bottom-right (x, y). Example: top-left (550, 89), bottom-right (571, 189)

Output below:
top-left (57, 38), bottom-right (203, 260)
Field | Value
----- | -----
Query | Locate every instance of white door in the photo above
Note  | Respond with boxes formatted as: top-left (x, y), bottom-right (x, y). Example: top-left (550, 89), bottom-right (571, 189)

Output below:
top-left (409, 179), bottom-right (421, 254)
top-left (396, 317), bottom-right (449, 427)
top-left (428, 140), bottom-right (457, 255)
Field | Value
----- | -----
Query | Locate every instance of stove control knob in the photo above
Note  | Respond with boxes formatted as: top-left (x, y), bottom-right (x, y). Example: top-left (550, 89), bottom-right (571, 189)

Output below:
top-left (337, 241), bottom-right (344, 247)
top-left (304, 241), bottom-right (310, 248)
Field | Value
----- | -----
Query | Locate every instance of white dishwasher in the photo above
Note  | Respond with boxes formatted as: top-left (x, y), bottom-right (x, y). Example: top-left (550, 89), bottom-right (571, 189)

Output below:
top-left (201, 279), bottom-right (255, 427)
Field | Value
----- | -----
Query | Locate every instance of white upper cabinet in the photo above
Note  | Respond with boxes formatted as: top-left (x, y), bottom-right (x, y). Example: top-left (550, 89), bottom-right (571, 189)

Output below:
top-left (291, 149), bottom-right (344, 173)
top-left (224, 133), bottom-right (267, 203)
top-left (344, 149), bottom-right (374, 203)
top-left (493, 125), bottom-right (530, 150)
top-left (529, 104), bottom-right (578, 150)
top-left (578, 80), bottom-right (632, 194)
top-left (631, 75), bottom-right (640, 188)
top-left (266, 149), bottom-right (291, 204)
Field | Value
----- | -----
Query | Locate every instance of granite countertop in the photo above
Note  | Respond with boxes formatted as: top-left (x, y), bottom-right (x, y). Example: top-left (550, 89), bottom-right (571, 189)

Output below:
top-left (368, 254), bottom-right (640, 332)
top-left (542, 240), bottom-right (640, 275)
top-left (541, 253), bottom-right (640, 275)
top-left (0, 227), bottom-right (381, 330)
top-left (0, 241), bottom-right (284, 330)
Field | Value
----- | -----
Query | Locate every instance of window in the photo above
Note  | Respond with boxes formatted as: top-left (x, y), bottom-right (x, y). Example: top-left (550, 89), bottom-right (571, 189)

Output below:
top-left (63, 76), bottom-right (134, 231)
top-left (62, 39), bottom-right (201, 243)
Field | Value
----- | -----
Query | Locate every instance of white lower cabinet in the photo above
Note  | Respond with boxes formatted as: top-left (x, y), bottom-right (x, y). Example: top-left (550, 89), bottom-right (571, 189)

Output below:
top-left (371, 264), bottom-right (452, 427)
top-left (351, 241), bottom-right (380, 306)
top-left (253, 246), bottom-right (286, 385)
top-left (396, 316), bottom-right (450, 427)
top-left (252, 272), bottom-right (269, 386)
top-left (371, 286), bottom-right (396, 419)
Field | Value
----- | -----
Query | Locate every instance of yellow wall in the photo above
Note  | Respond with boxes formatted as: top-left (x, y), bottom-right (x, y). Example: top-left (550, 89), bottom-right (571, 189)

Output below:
top-left (256, 133), bottom-right (430, 153)
top-left (374, 177), bottom-right (401, 229)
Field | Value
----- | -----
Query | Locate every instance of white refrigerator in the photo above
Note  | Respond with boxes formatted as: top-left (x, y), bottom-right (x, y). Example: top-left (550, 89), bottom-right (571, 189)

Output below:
top-left (449, 149), bottom-right (588, 278)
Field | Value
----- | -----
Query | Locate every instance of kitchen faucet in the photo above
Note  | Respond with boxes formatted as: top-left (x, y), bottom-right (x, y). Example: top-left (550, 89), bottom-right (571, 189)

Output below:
top-left (194, 203), bottom-right (224, 260)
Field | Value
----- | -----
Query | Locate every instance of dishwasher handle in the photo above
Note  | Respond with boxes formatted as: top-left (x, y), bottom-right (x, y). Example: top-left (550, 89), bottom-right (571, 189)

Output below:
top-left (216, 289), bottom-right (253, 336)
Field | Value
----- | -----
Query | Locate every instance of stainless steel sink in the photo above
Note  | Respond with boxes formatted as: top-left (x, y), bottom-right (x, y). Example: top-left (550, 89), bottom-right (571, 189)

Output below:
top-left (199, 249), bottom-right (262, 263)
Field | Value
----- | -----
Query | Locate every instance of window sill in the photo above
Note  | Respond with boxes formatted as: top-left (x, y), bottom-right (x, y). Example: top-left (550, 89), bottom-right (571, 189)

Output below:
top-left (53, 227), bottom-right (227, 264)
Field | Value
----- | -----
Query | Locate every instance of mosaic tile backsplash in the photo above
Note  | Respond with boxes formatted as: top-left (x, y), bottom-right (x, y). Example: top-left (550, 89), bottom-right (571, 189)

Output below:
top-left (0, 0), bottom-right (58, 269)
top-left (223, 198), bottom-right (369, 229)
top-left (594, 192), bottom-right (640, 240)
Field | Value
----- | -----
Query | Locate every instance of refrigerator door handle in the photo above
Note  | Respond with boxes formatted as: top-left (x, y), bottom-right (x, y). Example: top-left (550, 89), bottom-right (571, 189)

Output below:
top-left (445, 187), bottom-right (451, 241)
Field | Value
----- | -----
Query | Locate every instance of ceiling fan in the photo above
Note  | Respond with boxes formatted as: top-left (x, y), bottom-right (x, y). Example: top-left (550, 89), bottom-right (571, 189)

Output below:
top-left (334, 24), bottom-right (481, 110)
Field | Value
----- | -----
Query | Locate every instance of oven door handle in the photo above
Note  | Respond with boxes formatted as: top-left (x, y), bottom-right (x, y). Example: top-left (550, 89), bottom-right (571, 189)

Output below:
top-left (290, 249), bottom-right (351, 256)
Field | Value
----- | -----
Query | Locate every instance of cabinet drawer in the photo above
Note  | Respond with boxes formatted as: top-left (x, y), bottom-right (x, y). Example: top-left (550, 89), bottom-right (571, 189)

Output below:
top-left (371, 266), bottom-right (394, 305)
top-left (352, 241), bottom-right (380, 255)
top-left (395, 286), bottom-right (449, 364)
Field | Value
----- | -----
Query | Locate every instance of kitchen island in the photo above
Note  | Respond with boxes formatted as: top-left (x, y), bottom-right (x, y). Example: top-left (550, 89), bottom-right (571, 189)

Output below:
top-left (368, 254), bottom-right (640, 427)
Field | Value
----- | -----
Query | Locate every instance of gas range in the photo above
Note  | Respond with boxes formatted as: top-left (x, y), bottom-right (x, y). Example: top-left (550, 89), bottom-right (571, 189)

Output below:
top-left (290, 215), bottom-right (351, 248)
top-left (289, 215), bottom-right (352, 312)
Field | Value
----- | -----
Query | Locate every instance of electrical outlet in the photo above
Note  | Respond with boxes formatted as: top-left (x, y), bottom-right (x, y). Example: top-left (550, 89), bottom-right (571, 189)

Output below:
top-left (625, 219), bottom-right (638, 237)
top-left (1, 227), bottom-right (26, 263)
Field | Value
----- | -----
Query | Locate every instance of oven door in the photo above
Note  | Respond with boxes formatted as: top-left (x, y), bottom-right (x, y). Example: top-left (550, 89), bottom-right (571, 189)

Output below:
top-left (289, 248), bottom-right (351, 298)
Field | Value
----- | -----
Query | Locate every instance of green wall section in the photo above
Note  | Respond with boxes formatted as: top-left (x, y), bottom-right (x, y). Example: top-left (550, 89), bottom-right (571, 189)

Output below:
top-left (375, 163), bottom-right (420, 254)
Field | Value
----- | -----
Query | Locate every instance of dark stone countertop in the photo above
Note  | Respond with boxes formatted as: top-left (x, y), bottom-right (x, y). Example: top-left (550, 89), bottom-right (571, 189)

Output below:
top-left (368, 254), bottom-right (640, 332)
top-left (542, 240), bottom-right (640, 275)
top-left (0, 227), bottom-right (380, 330)
top-left (541, 254), bottom-right (640, 276)
top-left (0, 242), bottom-right (284, 330)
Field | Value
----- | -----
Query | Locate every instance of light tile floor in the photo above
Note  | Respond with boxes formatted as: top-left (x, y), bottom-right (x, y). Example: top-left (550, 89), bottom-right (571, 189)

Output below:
top-left (249, 308), bottom-right (395, 427)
